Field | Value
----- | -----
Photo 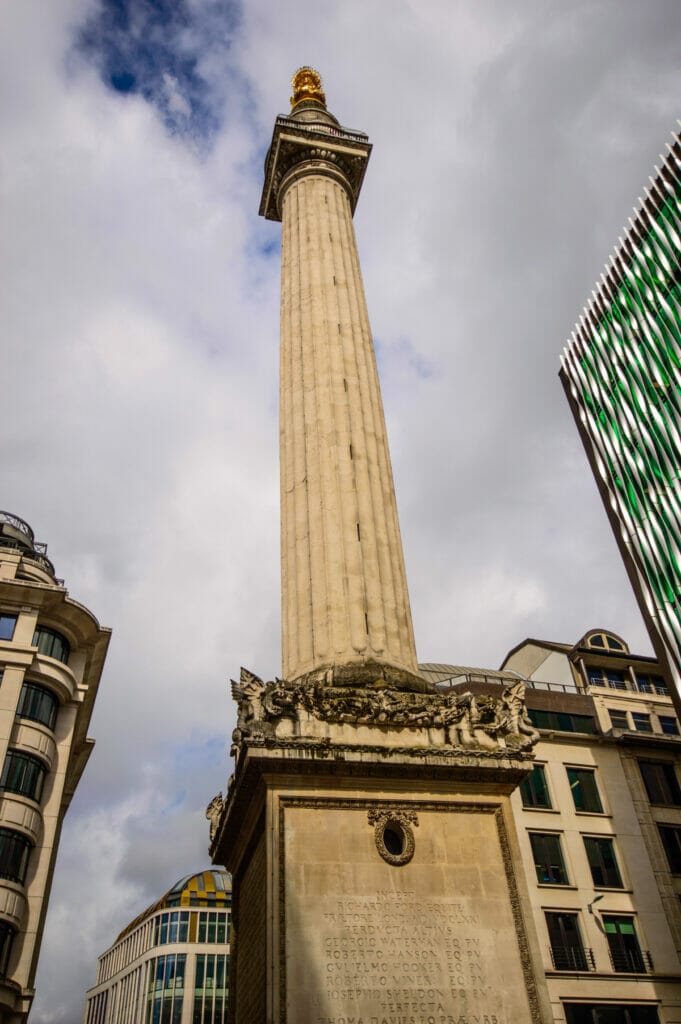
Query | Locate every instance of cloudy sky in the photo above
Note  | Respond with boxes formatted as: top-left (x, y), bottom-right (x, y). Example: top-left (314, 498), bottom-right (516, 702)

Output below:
top-left (2, 0), bottom-right (681, 1019)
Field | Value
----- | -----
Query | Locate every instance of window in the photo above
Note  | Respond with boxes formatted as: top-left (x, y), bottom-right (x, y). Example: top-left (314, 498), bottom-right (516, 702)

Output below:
top-left (193, 954), bottom-right (229, 1024)
top-left (528, 709), bottom-right (597, 734)
top-left (153, 911), bottom-right (190, 946)
top-left (636, 672), bottom-right (667, 695)
top-left (659, 715), bottom-right (679, 735)
top-left (529, 833), bottom-right (569, 885)
top-left (658, 825), bottom-right (681, 873)
top-left (0, 751), bottom-right (46, 802)
top-left (145, 953), bottom-right (186, 1024)
top-left (639, 761), bottom-right (681, 805)
top-left (603, 916), bottom-right (648, 973)
top-left (564, 1004), bottom-right (659, 1024)
top-left (584, 837), bottom-right (623, 888)
top-left (0, 921), bottom-right (14, 980)
top-left (196, 912), bottom-right (229, 944)
top-left (519, 765), bottom-right (552, 809)
top-left (16, 683), bottom-right (58, 730)
top-left (545, 912), bottom-right (590, 971)
top-left (32, 626), bottom-right (69, 665)
top-left (586, 632), bottom-right (626, 653)
top-left (567, 768), bottom-right (604, 813)
top-left (586, 666), bottom-right (628, 690)
top-left (632, 713), bottom-right (652, 733)
top-left (0, 616), bottom-right (17, 642)
top-left (0, 829), bottom-right (32, 884)
top-left (608, 709), bottom-right (629, 730)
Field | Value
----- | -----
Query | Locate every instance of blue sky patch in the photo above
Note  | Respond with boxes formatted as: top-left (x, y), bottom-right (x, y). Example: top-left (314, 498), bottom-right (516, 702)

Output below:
top-left (76, 0), bottom-right (242, 141)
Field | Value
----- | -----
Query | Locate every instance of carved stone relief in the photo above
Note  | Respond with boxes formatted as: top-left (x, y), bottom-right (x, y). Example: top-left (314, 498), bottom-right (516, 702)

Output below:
top-left (226, 667), bottom-right (539, 764)
top-left (367, 806), bottom-right (418, 866)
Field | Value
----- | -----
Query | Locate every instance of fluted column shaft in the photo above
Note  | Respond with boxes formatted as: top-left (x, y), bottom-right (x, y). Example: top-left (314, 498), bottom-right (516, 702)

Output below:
top-left (279, 170), bottom-right (418, 682)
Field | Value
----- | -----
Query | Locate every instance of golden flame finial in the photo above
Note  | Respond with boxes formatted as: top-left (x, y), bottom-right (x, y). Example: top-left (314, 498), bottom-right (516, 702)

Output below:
top-left (290, 67), bottom-right (326, 110)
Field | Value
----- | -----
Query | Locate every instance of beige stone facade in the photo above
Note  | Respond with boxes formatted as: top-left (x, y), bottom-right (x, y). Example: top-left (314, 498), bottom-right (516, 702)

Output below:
top-left (421, 629), bottom-right (681, 1022)
top-left (0, 511), bottom-right (110, 1022)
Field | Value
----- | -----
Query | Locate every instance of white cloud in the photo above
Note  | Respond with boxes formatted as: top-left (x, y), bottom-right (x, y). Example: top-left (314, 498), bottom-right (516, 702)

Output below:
top-left (0, 0), bottom-right (679, 1019)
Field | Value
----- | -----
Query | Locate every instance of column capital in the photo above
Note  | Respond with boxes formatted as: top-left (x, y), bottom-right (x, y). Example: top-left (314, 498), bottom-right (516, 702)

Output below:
top-left (259, 114), bottom-right (372, 222)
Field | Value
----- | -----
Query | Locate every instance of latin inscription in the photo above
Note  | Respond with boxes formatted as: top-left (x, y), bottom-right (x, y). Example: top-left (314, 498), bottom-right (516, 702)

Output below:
top-left (283, 804), bottom-right (536, 1024)
top-left (316, 890), bottom-right (504, 1024)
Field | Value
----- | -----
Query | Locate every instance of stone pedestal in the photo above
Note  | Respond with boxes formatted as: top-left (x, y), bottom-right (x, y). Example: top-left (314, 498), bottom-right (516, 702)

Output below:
top-left (208, 674), bottom-right (553, 1024)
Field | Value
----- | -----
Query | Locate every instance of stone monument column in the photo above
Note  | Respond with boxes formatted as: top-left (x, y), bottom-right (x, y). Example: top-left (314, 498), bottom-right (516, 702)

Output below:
top-left (210, 70), bottom-right (552, 1024)
top-left (260, 68), bottom-right (420, 687)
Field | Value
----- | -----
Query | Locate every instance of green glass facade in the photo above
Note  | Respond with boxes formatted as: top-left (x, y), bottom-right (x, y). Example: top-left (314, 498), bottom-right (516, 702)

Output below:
top-left (561, 132), bottom-right (681, 685)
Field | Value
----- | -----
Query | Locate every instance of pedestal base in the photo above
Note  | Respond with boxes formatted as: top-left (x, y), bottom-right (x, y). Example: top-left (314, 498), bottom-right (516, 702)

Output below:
top-left (211, 741), bottom-right (552, 1024)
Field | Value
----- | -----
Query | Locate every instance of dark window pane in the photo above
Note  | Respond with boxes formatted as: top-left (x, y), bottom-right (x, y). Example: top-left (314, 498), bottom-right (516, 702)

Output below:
top-left (16, 683), bottom-right (58, 730)
top-left (639, 761), bottom-right (681, 805)
top-left (520, 765), bottom-right (551, 809)
top-left (609, 709), bottom-right (629, 730)
top-left (590, 635), bottom-right (605, 648)
top-left (0, 921), bottom-right (14, 980)
top-left (603, 915), bottom-right (645, 972)
top-left (545, 912), bottom-right (587, 971)
top-left (530, 832), bottom-right (569, 884)
top-left (584, 837), bottom-right (623, 888)
top-left (0, 828), bottom-right (32, 884)
top-left (564, 1004), bottom-right (659, 1024)
top-left (658, 825), bottom-right (681, 873)
top-left (587, 666), bottom-right (604, 686)
top-left (32, 626), bottom-right (70, 665)
top-left (0, 750), bottom-right (46, 802)
top-left (605, 670), bottom-right (627, 690)
top-left (528, 710), bottom-right (596, 734)
top-left (0, 616), bottom-right (17, 642)
top-left (659, 716), bottom-right (679, 735)
top-left (632, 713), bottom-right (652, 732)
top-left (567, 768), bottom-right (604, 813)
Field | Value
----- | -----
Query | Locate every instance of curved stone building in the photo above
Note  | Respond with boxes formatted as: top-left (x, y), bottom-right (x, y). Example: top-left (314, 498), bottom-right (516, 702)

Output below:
top-left (83, 869), bottom-right (231, 1024)
top-left (0, 511), bottom-right (110, 1022)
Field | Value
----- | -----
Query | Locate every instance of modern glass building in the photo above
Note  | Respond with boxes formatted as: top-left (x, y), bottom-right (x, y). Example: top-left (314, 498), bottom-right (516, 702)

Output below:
top-left (83, 869), bottom-right (231, 1024)
top-left (560, 129), bottom-right (681, 696)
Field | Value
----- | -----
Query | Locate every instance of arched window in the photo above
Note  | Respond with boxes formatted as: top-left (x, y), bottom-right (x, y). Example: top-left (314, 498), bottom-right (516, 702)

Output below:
top-left (17, 682), bottom-right (59, 730)
top-left (0, 829), bottom-right (32, 884)
top-left (32, 626), bottom-right (70, 664)
top-left (0, 750), bottom-right (47, 802)
top-left (586, 631), bottom-right (627, 653)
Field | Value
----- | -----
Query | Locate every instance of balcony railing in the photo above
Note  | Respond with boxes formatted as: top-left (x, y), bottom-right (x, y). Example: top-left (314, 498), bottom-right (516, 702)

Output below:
top-left (434, 672), bottom-right (581, 694)
top-left (608, 948), bottom-right (654, 973)
top-left (0, 512), bottom-right (34, 543)
top-left (588, 676), bottom-right (669, 697)
top-left (549, 945), bottom-right (596, 971)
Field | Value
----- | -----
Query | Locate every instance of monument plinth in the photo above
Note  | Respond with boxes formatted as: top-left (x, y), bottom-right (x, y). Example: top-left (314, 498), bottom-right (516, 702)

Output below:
top-left (209, 70), bottom-right (552, 1024)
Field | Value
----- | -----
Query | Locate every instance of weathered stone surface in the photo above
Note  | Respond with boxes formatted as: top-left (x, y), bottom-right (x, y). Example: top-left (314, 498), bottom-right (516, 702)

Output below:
top-left (225, 667), bottom-right (539, 763)
top-left (282, 799), bottom-right (541, 1023)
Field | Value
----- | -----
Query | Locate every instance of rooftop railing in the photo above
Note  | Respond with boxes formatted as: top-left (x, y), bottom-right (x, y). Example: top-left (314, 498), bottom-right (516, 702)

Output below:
top-left (434, 672), bottom-right (581, 695)
top-left (275, 116), bottom-right (369, 143)
top-left (0, 511), bottom-right (34, 544)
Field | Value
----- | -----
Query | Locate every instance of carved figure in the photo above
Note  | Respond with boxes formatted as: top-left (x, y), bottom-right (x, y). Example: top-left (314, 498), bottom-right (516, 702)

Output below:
top-left (230, 668), bottom-right (268, 757)
top-left (496, 680), bottom-right (540, 749)
top-left (205, 793), bottom-right (223, 842)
